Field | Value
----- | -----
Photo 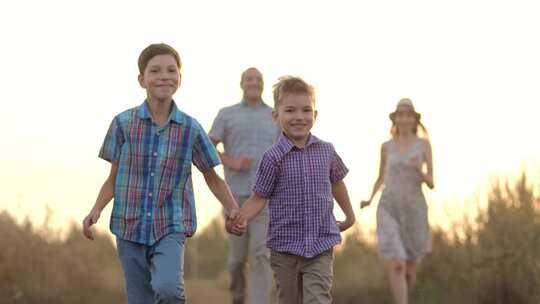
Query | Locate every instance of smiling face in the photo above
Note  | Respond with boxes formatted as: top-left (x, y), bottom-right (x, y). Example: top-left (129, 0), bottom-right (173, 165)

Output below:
top-left (240, 68), bottom-right (263, 102)
top-left (393, 106), bottom-right (419, 135)
top-left (273, 93), bottom-right (317, 146)
top-left (138, 54), bottom-right (181, 103)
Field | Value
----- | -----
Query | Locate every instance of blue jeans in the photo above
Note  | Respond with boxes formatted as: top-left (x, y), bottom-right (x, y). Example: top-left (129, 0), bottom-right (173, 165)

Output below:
top-left (116, 233), bottom-right (186, 304)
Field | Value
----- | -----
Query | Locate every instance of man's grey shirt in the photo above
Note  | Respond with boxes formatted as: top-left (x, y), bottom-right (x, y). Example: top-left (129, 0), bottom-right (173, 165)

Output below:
top-left (209, 100), bottom-right (280, 196)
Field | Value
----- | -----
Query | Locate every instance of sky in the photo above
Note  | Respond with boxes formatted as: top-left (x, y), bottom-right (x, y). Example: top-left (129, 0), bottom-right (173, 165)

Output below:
top-left (1, 0), bottom-right (539, 237)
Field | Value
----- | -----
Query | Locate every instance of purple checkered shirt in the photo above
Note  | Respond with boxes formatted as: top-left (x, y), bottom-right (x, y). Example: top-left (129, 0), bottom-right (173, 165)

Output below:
top-left (252, 133), bottom-right (349, 258)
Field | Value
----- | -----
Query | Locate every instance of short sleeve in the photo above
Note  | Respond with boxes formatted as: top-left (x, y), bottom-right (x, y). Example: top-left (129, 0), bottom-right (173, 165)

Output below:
top-left (98, 116), bottom-right (125, 164)
top-left (208, 109), bottom-right (226, 143)
top-left (252, 151), bottom-right (278, 198)
top-left (329, 144), bottom-right (348, 183)
top-left (192, 122), bottom-right (221, 172)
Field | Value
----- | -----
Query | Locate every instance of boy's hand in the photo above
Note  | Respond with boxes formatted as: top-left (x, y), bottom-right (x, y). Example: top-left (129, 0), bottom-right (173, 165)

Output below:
top-left (226, 217), bottom-right (246, 236)
top-left (360, 200), bottom-right (371, 209)
top-left (235, 218), bottom-right (248, 235)
top-left (337, 218), bottom-right (354, 232)
top-left (225, 208), bottom-right (245, 236)
top-left (228, 214), bottom-right (247, 236)
top-left (226, 207), bottom-right (239, 220)
top-left (82, 209), bottom-right (101, 240)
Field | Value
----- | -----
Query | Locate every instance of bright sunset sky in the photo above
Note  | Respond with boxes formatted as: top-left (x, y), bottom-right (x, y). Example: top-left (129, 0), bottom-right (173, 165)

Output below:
top-left (1, 0), bottom-right (539, 237)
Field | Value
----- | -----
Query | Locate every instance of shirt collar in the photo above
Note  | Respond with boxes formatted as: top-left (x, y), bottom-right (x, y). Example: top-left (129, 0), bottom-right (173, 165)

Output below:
top-left (138, 100), bottom-right (185, 124)
top-left (241, 98), bottom-right (266, 108)
top-left (277, 132), bottom-right (320, 153)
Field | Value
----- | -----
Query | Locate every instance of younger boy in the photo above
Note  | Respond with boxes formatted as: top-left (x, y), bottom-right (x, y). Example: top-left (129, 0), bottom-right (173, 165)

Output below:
top-left (83, 43), bottom-right (241, 304)
top-left (231, 76), bottom-right (356, 304)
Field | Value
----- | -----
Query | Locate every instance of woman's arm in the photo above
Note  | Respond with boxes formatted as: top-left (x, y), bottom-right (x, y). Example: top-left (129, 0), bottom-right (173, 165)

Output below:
top-left (422, 140), bottom-right (434, 189)
top-left (361, 143), bottom-right (386, 208)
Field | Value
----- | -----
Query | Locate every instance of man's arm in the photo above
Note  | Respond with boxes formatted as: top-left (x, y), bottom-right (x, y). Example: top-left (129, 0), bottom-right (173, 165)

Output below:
top-left (211, 138), bottom-right (252, 172)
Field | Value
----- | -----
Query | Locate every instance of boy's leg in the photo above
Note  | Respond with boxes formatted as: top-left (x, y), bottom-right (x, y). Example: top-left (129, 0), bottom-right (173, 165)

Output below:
top-left (228, 195), bottom-right (250, 304)
top-left (247, 206), bottom-right (272, 304)
top-left (149, 232), bottom-right (186, 304)
top-left (300, 249), bottom-right (334, 304)
top-left (116, 238), bottom-right (154, 304)
top-left (270, 251), bottom-right (301, 304)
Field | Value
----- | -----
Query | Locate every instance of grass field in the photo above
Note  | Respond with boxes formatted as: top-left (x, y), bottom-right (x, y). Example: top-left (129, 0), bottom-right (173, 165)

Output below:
top-left (1, 173), bottom-right (539, 303)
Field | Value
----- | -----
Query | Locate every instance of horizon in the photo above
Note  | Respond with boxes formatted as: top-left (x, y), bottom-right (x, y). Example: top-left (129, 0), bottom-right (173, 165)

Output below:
top-left (1, 0), bottom-right (540, 238)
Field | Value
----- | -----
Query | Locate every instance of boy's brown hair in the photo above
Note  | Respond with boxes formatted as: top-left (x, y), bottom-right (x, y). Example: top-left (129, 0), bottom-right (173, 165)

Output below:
top-left (138, 43), bottom-right (181, 74)
top-left (272, 76), bottom-right (315, 109)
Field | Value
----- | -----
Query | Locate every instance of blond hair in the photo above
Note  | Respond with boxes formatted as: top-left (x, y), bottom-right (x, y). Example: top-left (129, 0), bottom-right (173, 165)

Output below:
top-left (272, 76), bottom-right (315, 108)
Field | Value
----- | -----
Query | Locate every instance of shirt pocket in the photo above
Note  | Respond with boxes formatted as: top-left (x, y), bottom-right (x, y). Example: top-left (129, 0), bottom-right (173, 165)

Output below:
top-left (227, 117), bottom-right (250, 143)
top-left (257, 119), bottom-right (280, 146)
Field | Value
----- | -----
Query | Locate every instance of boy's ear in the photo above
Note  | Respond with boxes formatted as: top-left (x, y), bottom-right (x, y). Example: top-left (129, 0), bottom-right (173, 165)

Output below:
top-left (314, 110), bottom-right (318, 121)
top-left (137, 74), bottom-right (145, 88)
top-left (271, 110), bottom-right (278, 122)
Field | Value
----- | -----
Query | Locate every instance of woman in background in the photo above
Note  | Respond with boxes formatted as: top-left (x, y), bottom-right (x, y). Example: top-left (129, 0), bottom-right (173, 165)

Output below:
top-left (361, 98), bottom-right (434, 304)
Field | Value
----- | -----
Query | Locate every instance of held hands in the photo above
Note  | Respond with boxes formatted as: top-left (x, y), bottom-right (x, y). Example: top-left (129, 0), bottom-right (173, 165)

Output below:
top-left (225, 208), bottom-right (247, 236)
top-left (82, 209), bottom-right (101, 240)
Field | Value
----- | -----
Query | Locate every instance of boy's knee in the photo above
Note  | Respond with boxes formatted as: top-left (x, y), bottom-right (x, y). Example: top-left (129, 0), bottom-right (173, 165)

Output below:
top-left (154, 281), bottom-right (184, 303)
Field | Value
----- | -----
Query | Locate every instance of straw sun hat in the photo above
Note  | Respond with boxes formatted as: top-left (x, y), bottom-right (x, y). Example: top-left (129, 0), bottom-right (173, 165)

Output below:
top-left (389, 98), bottom-right (421, 121)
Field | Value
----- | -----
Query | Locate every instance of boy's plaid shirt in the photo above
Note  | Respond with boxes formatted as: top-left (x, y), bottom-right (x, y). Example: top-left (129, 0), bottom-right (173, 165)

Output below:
top-left (99, 101), bottom-right (220, 245)
top-left (253, 133), bottom-right (349, 258)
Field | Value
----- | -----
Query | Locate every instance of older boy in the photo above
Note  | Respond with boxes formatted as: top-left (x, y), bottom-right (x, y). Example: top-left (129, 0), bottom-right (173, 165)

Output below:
top-left (83, 43), bottom-right (241, 304)
top-left (233, 76), bottom-right (356, 304)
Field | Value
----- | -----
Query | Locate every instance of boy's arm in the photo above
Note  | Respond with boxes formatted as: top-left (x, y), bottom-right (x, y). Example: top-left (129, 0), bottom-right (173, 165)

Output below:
top-left (332, 180), bottom-right (356, 232)
top-left (241, 193), bottom-right (267, 222)
top-left (203, 168), bottom-right (245, 235)
top-left (202, 168), bottom-right (239, 213)
top-left (233, 193), bottom-right (267, 231)
top-left (83, 163), bottom-right (118, 240)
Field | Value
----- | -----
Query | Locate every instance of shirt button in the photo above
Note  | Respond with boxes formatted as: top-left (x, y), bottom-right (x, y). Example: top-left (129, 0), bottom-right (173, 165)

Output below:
top-left (148, 192), bottom-right (153, 197)
top-left (150, 172), bottom-right (155, 177)
top-left (153, 152), bottom-right (158, 156)
top-left (147, 212), bottom-right (151, 217)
